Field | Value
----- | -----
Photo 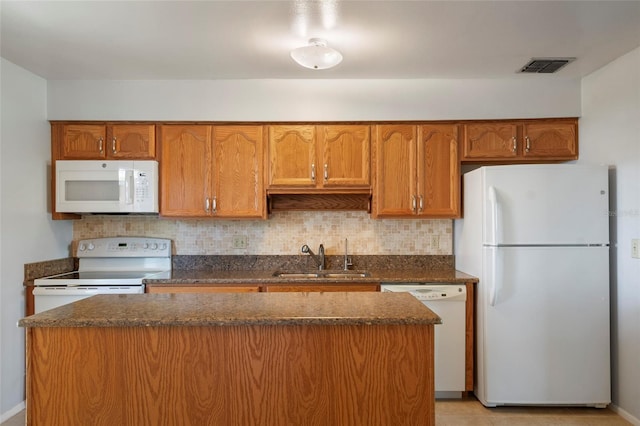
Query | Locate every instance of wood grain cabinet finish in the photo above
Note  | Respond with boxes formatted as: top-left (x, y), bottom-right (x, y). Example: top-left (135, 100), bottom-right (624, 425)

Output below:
top-left (60, 123), bottom-right (155, 160)
top-left (146, 285), bottom-right (261, 293)
top-left (263, 283), bottom-right (379, 292)
top-left (267, 125), bottom-right (371, 192)
top-left (160, 125), bottom-right (266, 219)
top-left (372, 124), bottom-right (460, 218)
top-left (521, 121), bottom-right (577, 159)
top-left (461, 119), bottom-right (578, 162)
top-left (25, 323), bottom-right (435, 425)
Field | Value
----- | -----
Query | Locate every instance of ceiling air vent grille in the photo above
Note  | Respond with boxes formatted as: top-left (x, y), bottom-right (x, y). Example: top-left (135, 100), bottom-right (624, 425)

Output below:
top-left (519, 58), bottom-right (575, 73)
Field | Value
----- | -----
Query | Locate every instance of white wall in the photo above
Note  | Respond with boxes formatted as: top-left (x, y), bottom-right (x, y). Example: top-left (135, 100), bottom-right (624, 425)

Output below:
top-left (0, 59), bottom-right (73, 419)
top-left (47, 77), bottom-right (581, 121)
top-left (579, 47), bottom-right (640, 424)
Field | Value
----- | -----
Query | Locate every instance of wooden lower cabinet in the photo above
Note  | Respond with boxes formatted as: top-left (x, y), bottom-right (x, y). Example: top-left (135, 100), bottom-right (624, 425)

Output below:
top-left (25, 322), bottom-right (435, 425)
top-left (263, 283), bottom-right (379, 292)
top-left (146, 284), bottom-right (260, 293)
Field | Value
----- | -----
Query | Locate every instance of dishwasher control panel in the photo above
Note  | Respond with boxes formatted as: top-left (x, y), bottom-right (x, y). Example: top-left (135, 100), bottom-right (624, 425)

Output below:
top-left (380, 284), bottom-right (466, 301)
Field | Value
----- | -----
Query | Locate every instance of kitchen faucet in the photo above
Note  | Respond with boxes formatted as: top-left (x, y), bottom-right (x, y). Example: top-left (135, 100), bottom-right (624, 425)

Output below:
top-left (301, 244), bottom-right (325, 270)
top-left (343, 238), bottom-right (353, 270)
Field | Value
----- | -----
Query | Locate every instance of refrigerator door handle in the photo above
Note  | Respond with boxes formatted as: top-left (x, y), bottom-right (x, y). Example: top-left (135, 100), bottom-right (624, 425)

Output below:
top-left (488, 246), bottom-right (499, 306)
top-left (488, 186), bottom-right (501, 245)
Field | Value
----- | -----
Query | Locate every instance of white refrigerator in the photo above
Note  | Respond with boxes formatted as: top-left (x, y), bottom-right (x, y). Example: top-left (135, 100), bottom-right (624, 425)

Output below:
top-left (454, 164), bottom-right (611, 407)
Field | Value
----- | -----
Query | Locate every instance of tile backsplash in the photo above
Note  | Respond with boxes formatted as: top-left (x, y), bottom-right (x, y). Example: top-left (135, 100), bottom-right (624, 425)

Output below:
top-left (73, 212), bottom-right (452, 256)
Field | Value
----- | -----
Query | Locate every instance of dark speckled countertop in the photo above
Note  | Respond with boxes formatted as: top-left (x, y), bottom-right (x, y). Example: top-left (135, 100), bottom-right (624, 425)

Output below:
top-left (19, 292), bottom-right (442, 328)
top-left (150, 268), bottom-right (476, 284)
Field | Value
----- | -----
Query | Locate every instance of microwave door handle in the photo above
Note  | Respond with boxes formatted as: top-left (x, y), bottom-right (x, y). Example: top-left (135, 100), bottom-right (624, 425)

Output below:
top-left (124, 170), bottom-right (134, 205)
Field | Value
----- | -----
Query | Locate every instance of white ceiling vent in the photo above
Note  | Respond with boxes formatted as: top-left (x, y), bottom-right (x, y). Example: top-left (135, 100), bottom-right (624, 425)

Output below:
top-left (519, 58), bottom-right (576, 73)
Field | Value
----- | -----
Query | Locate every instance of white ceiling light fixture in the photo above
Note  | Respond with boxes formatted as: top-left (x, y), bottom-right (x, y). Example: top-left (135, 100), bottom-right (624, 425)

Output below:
top-left (290, 38), bottom-right (343, 70)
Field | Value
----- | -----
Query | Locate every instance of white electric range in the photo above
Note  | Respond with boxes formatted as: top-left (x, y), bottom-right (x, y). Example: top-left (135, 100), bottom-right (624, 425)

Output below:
top-left (33, 237), bottom-right (172, 313)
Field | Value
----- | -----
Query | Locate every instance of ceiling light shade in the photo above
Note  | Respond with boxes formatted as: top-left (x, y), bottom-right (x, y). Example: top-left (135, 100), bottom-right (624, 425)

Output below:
top-left (290, 38), bottom-right (343, 70)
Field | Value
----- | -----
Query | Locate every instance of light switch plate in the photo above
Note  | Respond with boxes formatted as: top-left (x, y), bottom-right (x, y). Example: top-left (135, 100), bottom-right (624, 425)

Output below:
top-left (632, 239), bottom-right (640, 259)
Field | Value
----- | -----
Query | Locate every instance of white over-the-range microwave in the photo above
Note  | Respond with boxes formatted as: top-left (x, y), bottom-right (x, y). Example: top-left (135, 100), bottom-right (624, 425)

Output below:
top-left (56, 160), bottom-right (159, 214)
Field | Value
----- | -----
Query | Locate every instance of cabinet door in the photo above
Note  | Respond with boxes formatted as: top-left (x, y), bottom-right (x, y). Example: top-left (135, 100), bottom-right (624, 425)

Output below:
top-left (108, 124), bottom-right (156, 159)
top-left (146, 285), bottom-right (260, 293)
top-left (160, 125), bottom-right (212, 217)
top-left (372, 125), bottom-right (417, 217)
top-left (212, 126), bottom-right (266, 218)
top-left (60, 124), bottom-right (106, 159)
top-left (417, 124), bottom-right (460, 218)
top-left (319, 125), bottom-right (371, 187)
top-left (461, 123), bottom-right (519, 160)
top-left (522, 121), bottom-right (578, 160)
top-left (263, 284), bottom-right (379, 292)
top-left (268, 125), bottom-right (316, 187)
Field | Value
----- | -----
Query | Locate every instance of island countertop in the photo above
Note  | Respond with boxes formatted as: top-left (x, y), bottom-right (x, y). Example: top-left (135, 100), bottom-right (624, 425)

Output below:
top-left (19, 291), bottom-right (442, 328)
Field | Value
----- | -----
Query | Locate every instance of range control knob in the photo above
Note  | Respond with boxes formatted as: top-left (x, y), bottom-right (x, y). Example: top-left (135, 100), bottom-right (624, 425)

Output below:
top-left (160, 243), bottom-right (167, 250)
top-left (78, 243), bottom-right (86, 252)
top-left (150, 243), bottom-right (158, 250)
top-left (142, 243), bottom-right (149, 249)
top-left (87, 243), bottom-right (95, 251)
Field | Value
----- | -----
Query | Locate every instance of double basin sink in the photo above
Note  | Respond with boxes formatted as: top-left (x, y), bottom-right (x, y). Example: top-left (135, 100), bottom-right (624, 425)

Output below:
top-left (273, 270), bottom-right (370, 279)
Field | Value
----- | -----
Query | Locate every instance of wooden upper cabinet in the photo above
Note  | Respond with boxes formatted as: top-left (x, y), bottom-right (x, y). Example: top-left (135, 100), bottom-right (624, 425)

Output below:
top-left (108, 124), bottom-right (156, 159)
top-left (461, 119), bottom-right (578, 162)
top-left (267, 124), bottom-right (371, 191)
top-left (160, 125), bottom-right (212, 217)
top-left (212, 126), bottom-right (265, 218)
top-left (320, 125), bottom-right (371, 187)
top-left (418, 124), bottom-right (460, 217)
top-left (160, 125), bottom-right (265, 219)
top-left (461, 122), bottom-right (519, 160)
top-left (268, 125), bottom-right (316, 187)
top-left (372, 125), bottom-right (417, 217)
top-left (60, 124), bottom-right (106, 159)
top-left (522, 121), bottom-right (577, 159)
top-left (60, 124), bottom-right (155, 160)
top-left (372, 124), bottom-right (460, 218)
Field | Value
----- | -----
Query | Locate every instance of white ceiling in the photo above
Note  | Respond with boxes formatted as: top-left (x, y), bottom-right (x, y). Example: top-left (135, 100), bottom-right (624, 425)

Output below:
top-left (1, 1), bottom-right (639, 80)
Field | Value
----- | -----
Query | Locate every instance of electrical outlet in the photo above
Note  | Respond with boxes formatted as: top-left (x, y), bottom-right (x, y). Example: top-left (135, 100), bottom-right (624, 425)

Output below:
top-left (232, 235), bottom-right (248, 249)
top-left (632, 239), bottom-right (640, 259)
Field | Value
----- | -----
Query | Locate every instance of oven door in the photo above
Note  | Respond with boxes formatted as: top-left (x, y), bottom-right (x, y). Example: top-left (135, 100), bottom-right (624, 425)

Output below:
top-left (33, 285), bottom-right (144, 314)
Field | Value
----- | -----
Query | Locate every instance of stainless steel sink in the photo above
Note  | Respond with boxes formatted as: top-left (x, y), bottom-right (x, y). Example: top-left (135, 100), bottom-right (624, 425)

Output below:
top-left (272, 271), bottom-right (370, 278)
top-left (272, 272), bottom-right (321, 278)
top-left (322, 272), bottom-right (369, 278)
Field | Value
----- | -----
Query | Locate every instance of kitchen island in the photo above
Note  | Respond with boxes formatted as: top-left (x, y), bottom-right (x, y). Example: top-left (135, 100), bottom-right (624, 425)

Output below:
top-left (20, 292), bottom-right (440, 426)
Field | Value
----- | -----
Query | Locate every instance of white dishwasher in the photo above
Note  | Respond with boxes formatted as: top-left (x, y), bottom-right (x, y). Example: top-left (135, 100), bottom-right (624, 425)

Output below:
top-left (380, 283), bottom-right (467, 398)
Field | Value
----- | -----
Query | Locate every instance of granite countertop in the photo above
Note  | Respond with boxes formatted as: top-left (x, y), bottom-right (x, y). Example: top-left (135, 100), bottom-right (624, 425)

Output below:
top-left (146, 268), bottom-right (477, 285)
top-left (19, 292), bottom-right (442, 328)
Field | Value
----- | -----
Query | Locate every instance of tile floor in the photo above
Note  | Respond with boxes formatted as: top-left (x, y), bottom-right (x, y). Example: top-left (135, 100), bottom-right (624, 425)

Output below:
top-left (1, 396), bottom-right (633, 425)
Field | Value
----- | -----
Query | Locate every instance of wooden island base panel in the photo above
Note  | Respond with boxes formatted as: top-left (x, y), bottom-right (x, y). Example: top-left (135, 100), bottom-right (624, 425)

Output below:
top-left (20, 292), bottom-right (440, 426)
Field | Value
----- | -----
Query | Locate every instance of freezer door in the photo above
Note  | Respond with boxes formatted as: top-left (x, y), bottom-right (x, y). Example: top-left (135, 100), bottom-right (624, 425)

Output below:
top-left (478, 246), bottom-right (610, 406)
top-left (482, 165), bottom-right (609, 245)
